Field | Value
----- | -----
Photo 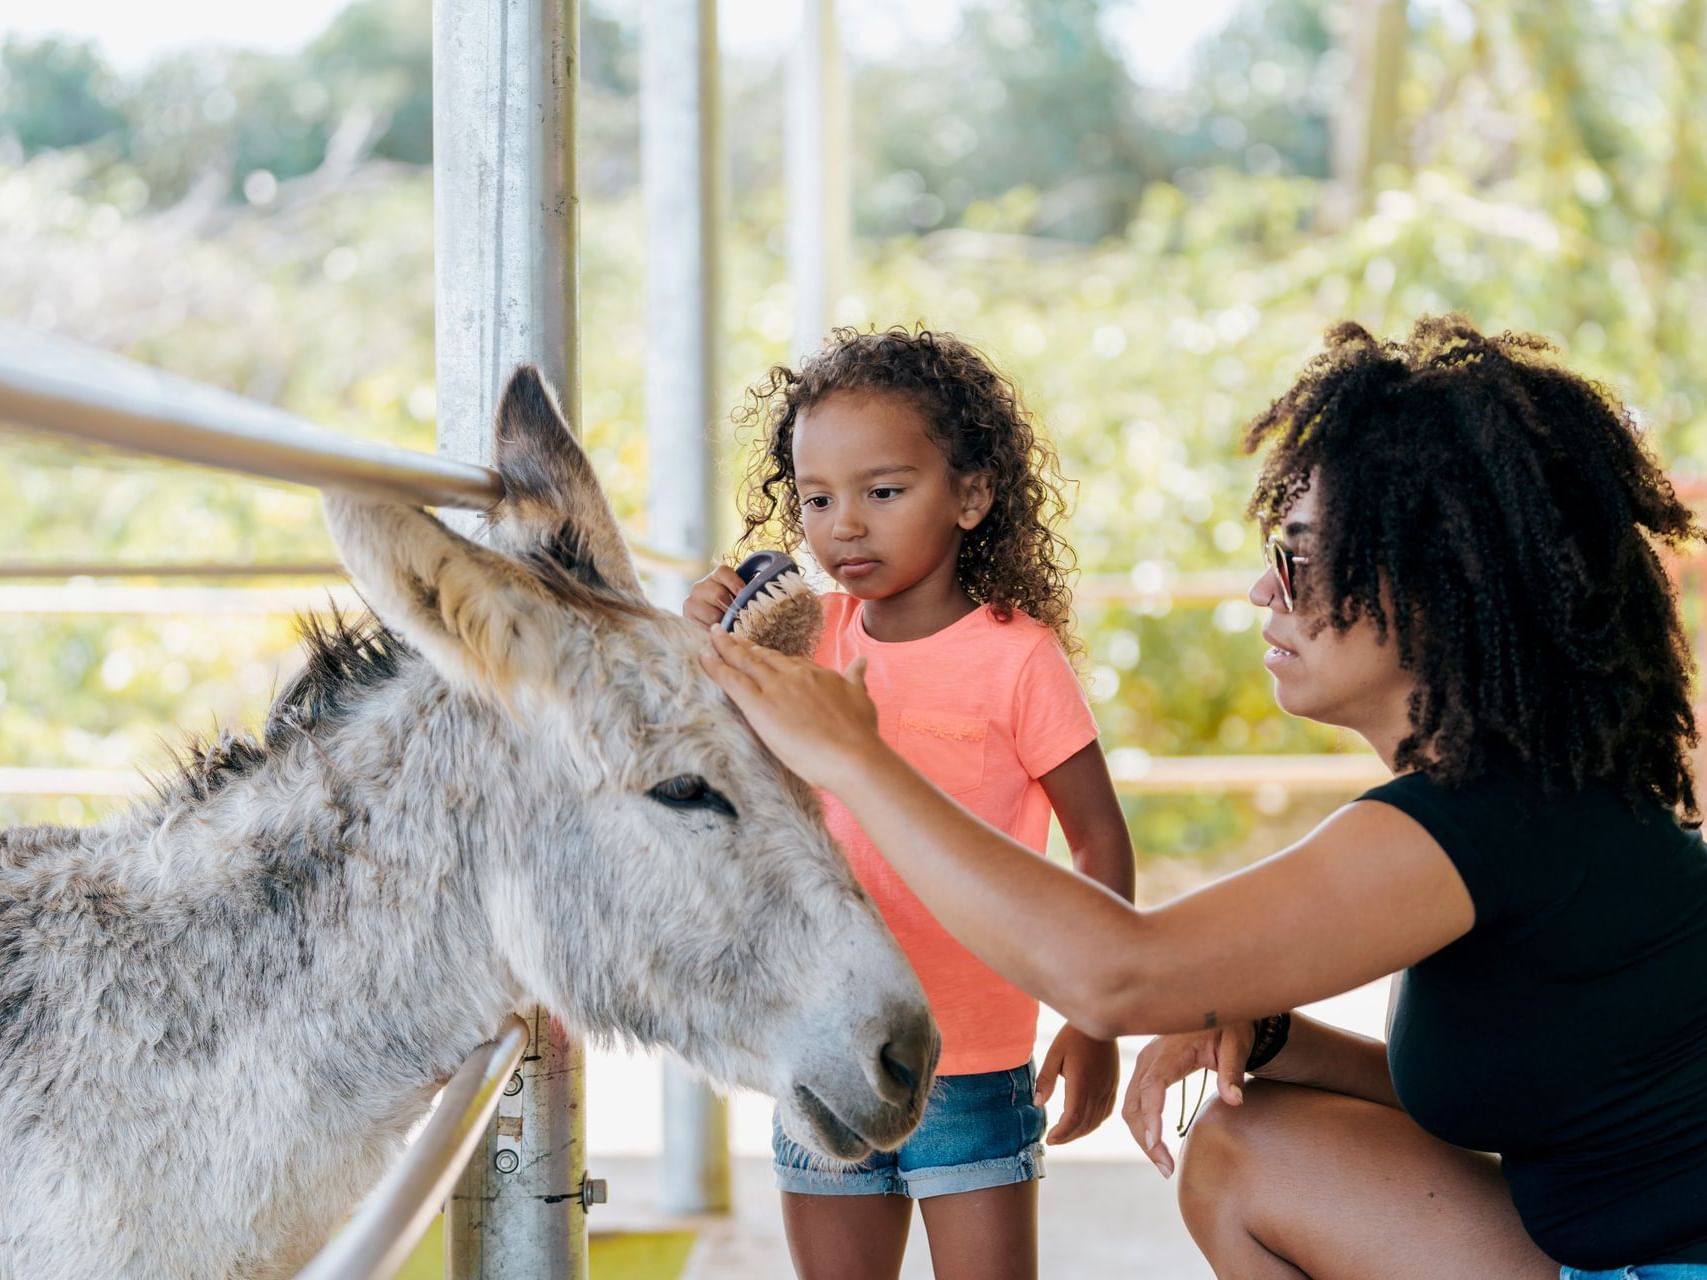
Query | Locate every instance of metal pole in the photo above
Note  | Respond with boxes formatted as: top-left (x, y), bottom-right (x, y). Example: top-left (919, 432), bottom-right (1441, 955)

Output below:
top-left (1326, 0), bottom-right (1406, 227)
top-left (786, 0), bottom-right (849, 360)
top-left (433, 0), bottom-right (587, 1275)
top-left (642, 0), bottom-right (732, 1215)
top-left (433, 0), bottom-right (580, 492)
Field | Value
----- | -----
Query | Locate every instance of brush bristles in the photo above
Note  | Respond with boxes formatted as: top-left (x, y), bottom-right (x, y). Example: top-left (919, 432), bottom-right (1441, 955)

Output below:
top-left (734, 574), bottom-right (824, 658)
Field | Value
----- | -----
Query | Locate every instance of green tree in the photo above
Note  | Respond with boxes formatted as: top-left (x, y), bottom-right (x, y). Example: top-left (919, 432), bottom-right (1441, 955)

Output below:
top-left (856, 0), bottom-right (1153, 239)
top-left (0, 36), bottom-right (128, 154)
top-left (1155, 0), bottom-right (1338, 182)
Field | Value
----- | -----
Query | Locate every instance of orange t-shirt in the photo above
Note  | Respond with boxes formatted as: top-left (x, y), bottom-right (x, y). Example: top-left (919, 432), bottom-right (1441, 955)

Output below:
top-left (814, 593), bottom-right (1099, 1076)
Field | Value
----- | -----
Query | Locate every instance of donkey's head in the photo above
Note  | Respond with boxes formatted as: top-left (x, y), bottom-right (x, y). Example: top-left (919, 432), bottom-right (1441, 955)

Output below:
top-left (323, 367), bottom-right (934, 1159)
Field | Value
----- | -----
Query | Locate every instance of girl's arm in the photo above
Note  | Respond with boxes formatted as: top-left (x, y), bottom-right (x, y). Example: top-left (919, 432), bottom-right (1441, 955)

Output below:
top-left (702, 629), bottom-right (1474, 1039)
top-left (1041, 742), bottom-right (1135, 907)
top-left (1034, 742), bottom-right (1135, 1141)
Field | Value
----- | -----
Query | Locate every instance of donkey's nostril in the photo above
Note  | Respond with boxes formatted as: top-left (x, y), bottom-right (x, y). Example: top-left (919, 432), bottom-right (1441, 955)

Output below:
top-left (879, 1041), bottom-right (919, 1094)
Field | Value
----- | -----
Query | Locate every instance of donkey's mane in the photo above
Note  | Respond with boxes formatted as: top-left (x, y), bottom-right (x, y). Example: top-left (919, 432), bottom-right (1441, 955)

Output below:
top-left (152, 607), bottom-right (411, 809)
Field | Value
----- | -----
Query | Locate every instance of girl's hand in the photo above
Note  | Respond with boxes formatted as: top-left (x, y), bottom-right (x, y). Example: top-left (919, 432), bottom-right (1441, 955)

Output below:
top-left (1036, 1024), bottom-right (1118, 1144)
top-left (1122, 1022), bottom-right (1255, 1178)
top-left (682, 565), bottom-right (748, 628)
top-left (699, 626), bottom-right (881, 788)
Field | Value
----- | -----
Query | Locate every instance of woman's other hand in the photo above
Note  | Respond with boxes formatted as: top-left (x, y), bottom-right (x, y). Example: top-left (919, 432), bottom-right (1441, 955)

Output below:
top-left (700, 626), bottom-right (881, 788)
top-left (681, 564), bottom-right (747, 628)
top-left (1122, 1023), bottom-right (1256, 1178)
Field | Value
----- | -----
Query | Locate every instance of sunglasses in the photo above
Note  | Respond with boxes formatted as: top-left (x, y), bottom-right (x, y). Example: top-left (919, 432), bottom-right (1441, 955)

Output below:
top-left (1265, 534), bottom-right (1311, 612)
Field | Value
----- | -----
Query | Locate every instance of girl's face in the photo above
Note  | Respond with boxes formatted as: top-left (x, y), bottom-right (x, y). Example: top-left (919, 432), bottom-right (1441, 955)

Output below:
top-left (791, 390), bottom-right (992, 602)
top-left (1249, 483), bottom-right (1416, 753)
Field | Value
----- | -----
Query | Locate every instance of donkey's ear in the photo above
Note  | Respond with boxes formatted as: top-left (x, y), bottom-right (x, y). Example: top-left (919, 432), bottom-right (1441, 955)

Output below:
top-left (486, 365), bottom-right (644, 601)
top-left (324, 492), bottom-right (566, 694)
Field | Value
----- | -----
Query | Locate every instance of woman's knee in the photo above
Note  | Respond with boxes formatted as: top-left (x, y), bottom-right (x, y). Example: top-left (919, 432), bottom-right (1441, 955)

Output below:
top-left (1176, 1093), bottom-right (1256, 1227)
top-left (1176, 1082), bottom-right (1299, 1230)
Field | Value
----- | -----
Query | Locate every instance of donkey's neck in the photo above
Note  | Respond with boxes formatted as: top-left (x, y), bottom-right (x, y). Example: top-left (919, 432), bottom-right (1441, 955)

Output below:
top-left (73, 660), bottom-right (521, 1124)
top-left (0, 662), bottom-right (534, 1276)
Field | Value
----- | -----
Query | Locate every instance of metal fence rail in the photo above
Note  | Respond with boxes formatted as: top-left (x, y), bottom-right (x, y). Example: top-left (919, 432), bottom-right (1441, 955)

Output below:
top-left (0, 325), bottom-right (704, 582)
top-left (0, 561), bottom-right (348, 579)
top-left (296, 1016), bottom-right (530, 1280)
top-left (0, 325), bottom-right (500, 510)
top-left (4, 755), bottom-right (1390, 799)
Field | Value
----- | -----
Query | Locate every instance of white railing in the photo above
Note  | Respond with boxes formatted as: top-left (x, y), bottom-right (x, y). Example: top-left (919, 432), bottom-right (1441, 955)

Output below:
top-left (296, 1016), bottom-right (530, 1280)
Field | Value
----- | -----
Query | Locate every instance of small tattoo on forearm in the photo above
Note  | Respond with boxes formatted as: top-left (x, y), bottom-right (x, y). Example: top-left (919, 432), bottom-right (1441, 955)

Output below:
top-left (1202, 1011), bottom-right (1218, 1030)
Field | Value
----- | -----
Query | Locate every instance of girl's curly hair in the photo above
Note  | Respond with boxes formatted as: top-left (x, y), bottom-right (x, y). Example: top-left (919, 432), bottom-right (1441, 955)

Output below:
top-left (736, 325), bottom-right (1078, 653)
top-left (1246, 314), bottom-right (1702, 819)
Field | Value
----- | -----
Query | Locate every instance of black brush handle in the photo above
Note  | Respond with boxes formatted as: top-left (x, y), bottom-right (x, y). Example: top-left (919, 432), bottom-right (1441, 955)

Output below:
top-left (719, 550), bottom-right (802, 632)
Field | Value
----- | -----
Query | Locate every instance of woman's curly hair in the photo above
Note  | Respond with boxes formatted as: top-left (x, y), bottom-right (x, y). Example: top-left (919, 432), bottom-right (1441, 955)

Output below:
top-left (736, 325), bottom-right (1078, 653)
top-left (1246, 314), bottom-right (1702, 819)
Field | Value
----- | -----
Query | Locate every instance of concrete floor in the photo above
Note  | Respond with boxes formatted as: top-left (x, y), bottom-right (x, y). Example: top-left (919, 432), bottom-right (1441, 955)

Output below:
top-left (583, 981), bottom-right (1389, 1278)
top-left (592, 1153), bottom-right (1212, 1279)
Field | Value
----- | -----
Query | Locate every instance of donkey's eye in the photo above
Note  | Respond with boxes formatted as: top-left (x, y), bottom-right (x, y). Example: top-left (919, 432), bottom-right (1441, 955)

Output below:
top-left (648, 775), bottom-right (737, 819)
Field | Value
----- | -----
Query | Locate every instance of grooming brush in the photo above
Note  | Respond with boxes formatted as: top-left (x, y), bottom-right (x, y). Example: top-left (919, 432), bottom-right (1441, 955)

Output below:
top-left (719, 550), bottom-right (824, 658)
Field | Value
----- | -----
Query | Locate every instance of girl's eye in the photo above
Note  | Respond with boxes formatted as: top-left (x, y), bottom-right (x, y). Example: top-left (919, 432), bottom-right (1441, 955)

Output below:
top-left (802, 495), bottom-right (830, 511)
top-left (870, 487), bottom-right (902, 500)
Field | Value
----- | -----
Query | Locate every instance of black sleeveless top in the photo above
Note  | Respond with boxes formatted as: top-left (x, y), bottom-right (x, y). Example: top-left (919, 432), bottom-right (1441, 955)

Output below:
top-left (1362, 769), bottom-right (1707, 1269)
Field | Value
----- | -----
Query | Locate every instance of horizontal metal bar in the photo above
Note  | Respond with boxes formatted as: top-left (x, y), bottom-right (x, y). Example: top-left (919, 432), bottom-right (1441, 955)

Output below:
top-left (1075, 571), bottom-right (1255, 607)
top-left (3, 756), bottom-right (1390, 799)
top-left (0, 767), bottom-right (147, 796)
top-left (1108, 751), bottom-right (1388, 793)
top-left (0, 562), bottom-right (348, 580)
top-left (0, 325), bottom-right (504, 510)
top-left (295, 1015), bottom-right (530, 1280)
top-left (0, 585), bottom-right (361, 616)
top-left (0, 567), bottom-right (1247, 605)
top-left (0, 548), bottom-right (703, 585)
top-left (13, 546), bottom-right (1704, 618)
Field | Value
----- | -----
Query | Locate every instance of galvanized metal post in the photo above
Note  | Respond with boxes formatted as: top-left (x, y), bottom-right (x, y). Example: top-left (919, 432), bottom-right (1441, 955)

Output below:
top-left (641, 0), bottom-right (732, 1216)
top-left (786, 0), bottom-right (849, 359)
top-left (433, 0), bottom-right (586, 1275)
top-left (433, 0), bottom-right (581, 485)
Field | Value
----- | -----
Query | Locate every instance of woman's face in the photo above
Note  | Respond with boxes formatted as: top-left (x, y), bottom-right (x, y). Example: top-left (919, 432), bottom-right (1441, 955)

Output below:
top-left (1249, 484), bottom-right (1416, 754)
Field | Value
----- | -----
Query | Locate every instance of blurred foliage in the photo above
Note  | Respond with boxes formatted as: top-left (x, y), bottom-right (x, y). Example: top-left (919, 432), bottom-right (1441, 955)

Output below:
top-left (0, 0), bottom-right (638, 205)
top-left (857, 0), bottom-right (1155, 239)
top-left (3, 0), bottom-right (1706, 874)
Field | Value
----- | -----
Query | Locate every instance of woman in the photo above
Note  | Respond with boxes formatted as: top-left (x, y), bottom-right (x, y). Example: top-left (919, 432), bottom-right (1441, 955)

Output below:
top-left (701, 316), bottom-right (1707, 1279)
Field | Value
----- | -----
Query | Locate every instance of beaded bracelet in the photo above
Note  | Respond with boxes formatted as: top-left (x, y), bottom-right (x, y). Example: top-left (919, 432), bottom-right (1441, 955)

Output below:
top-left (1176, 1013), bottom-right (1294, 1137)
top-left (1245, 1011), bottom-right (1292, 1073)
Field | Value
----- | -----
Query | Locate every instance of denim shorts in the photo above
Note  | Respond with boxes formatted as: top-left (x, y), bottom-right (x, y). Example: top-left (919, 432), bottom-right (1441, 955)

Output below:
top-left (1560, 1266), bottom-right (1707, 1279)
top-left (772, 1061), bottom-right (1045, 1199)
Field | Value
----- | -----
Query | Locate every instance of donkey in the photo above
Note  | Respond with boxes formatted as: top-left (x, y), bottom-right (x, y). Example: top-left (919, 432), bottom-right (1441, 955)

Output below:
top-left (0, 367), bottom-right (937, 1280)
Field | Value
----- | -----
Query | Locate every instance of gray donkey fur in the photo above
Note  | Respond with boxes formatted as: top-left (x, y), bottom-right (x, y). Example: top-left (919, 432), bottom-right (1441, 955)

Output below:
top-left (0, 367), bottom-right (936, 1280)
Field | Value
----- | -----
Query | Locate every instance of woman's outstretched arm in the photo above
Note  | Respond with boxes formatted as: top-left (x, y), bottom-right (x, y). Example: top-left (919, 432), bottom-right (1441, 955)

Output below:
top-left (702, 627), bottom-right (1474, 1037)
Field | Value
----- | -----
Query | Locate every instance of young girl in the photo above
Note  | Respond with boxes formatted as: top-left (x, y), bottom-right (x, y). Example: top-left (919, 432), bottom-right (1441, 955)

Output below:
top-left (684, 326), bottom-right (1134, 1280)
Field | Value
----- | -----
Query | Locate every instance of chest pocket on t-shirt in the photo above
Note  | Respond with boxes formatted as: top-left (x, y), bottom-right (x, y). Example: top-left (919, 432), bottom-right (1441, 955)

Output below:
top-left (897, 711), bottom-right (989, 796)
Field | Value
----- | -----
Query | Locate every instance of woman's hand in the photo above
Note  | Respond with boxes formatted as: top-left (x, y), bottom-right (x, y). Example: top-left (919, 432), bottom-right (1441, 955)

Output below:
top-left (699, 626), bottom-right (882, 788)
top-left (681, 565), bottom-right (748, 628)
top-left (1036, 1024), bottom-right (1119, 1144)
top-left (1122, 1023), bottom-right (1255, 1178)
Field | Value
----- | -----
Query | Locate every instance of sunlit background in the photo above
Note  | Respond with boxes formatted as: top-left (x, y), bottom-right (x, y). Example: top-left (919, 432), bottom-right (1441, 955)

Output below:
top-left (5, 0), bottom-right (1705, 1272)
top-left (8, 0), bottom-right (1705, 886)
